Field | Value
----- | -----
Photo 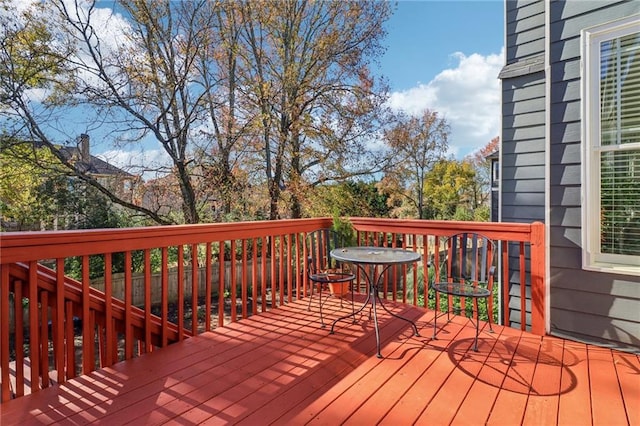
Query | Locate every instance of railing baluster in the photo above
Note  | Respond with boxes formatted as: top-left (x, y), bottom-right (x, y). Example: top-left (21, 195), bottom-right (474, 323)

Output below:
top-left (286, 234), bottom-right (292, 304)
top-left (65, 300), bottom-right (75, 379)
top-left (14, 281), bottom-right (25, 396)
top-left (13, 279), bottom-right (24, 398)
top-left (421, 235), bottom-right (428, 308)
top-left (144, 249), bottom-right (152, 352)
top-left (104, 253), bottom-right (113, 366)
top-left (161, 247), bottom-right (169, 347)
top-left (241, 239), bottom-right (248, 319)
top-left (278, 235), bottom-right (284, 306)
top-left (29, 260), bottom-right (40, 390)
top-left (39, 290), bottom-right (49, 388)
top-left (218, 241), bottom-right (225, 327)
top-left (177, 245), bottom-right (184, 340)
top-left (252, 239), bottom-right (258, 315)
top-left (191, 243), bottom-right (198, 335)
top-left (81, 256), bottom-right (93, 374)
top-left (205, 243), bottom-right (212, 332)
top-left (0, 266), bottom-right (9, 402)
top-left (261, 237), bottom-right (267, 313)
top-left (230, 240), bottom-right (236, 323)
top-left (501, 241), bottom-right (509, 327)
top-left (125, 251), bottom-right (133, 357)
top-left (272, 236), bottom-right (278, 306)
top-left (55, 259), bottom-right (65, 383)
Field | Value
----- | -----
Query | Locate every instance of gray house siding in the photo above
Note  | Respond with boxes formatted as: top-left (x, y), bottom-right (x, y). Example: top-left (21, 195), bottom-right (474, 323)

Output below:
top-left (502, 0), bottom-right (639, 351)
top-left (547, 0), bottom-right (639, 352)
top-left (506, 0), bottom-right (545, 61)
top-left (500, 0), bottom-right (547, 331)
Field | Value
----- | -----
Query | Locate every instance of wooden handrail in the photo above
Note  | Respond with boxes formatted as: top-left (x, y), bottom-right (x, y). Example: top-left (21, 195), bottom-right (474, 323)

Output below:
top-left (0, 218), bottom-right (333, 263)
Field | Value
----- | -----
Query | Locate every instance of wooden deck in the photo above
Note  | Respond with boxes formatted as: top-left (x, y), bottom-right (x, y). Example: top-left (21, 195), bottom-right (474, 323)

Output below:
top-left (1, 296), bottom-right (638, 425)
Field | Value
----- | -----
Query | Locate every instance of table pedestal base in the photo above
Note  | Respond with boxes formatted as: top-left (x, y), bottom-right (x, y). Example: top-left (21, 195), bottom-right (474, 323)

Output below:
top-left (330, 263), bottom-right (420, 358)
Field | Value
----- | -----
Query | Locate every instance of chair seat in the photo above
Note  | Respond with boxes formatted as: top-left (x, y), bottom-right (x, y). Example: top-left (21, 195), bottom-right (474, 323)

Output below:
top-left (309, 271), bottom-right (355, 283)
top-left (433, 282), bottom-right (491, 298)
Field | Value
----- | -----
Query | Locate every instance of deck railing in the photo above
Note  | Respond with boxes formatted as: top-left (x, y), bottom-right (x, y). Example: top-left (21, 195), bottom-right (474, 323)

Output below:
top-left (0, 217), bottom-right (545, 403)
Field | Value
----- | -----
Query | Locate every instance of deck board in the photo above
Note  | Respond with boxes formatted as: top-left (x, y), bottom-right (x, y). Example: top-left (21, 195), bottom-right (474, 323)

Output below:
top-left (557, 340), bottom-right (591, 425)
top-left (522, 338), bottom-right (563, 425)
top-left (589, 346), bottom-right (630, 426)
top-left (615, 350), bottom-right (640, 425)
top-left (2, 298), bottom-right (638, 426)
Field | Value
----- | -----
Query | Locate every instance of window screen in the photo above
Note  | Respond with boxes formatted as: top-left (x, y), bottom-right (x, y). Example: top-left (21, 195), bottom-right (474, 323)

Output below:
top-left (599, 31), bottom-right (640, 257)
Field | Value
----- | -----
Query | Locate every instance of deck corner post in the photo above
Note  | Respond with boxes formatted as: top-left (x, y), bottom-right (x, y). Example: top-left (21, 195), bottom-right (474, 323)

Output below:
top-left (530, 221), bottom-right (546, 336)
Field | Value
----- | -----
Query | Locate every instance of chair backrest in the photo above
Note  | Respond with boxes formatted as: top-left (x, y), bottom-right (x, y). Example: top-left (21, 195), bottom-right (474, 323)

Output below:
top-left (438, 232), bottom-right (496, 289)
top-left (306, 228), bottom-right (344, 274)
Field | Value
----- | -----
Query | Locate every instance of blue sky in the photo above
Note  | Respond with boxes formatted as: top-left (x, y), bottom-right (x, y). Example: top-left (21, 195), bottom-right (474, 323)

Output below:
top-left (382, 1), bottom-right (504, 91)
top-left (380, 0), bottom-right (504, 158)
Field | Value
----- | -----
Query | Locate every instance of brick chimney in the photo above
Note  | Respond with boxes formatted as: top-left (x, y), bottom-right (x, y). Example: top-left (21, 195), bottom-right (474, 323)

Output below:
top-left (79, 133), bottom-right (90, 163)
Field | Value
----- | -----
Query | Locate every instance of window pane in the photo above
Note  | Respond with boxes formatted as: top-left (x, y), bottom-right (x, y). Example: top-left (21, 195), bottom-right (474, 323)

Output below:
top-left (600, 149), bottom-right (640, 256)
top-left (600, 32), bottom-right (640, 146)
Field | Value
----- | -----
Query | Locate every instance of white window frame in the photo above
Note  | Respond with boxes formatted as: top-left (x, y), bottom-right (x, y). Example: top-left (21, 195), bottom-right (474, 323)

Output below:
top-left (581, 15), bottom-right (640, 277)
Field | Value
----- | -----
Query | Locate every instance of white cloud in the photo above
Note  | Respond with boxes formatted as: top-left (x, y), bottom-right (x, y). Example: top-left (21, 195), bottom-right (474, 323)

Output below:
top-left (96, 149), bottom-right (172, 181)
top-left (388, 49), bottom-right (504, 158)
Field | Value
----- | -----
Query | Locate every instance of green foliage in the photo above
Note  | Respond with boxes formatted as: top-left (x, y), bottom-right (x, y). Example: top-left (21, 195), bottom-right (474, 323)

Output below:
top-left (1, 140), bottom-right (67, 230)
top-left (331, 215), bottom-right (356, 247)
top-left (452, 206), bottom-right (474, 222)
top-left (304, 181), bottom-right (390, 218)
top-left (406, 264), bottom-right (499, 323)
top-left (422, 159), bottom-right (476, 220)
top-left (473, 204), bottom-right (490, 222)
top-left (0, 1), bottom-right (69, 97)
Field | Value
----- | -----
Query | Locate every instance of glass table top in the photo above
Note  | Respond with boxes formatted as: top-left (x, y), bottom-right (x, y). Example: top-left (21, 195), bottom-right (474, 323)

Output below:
top-left (330, 246), bottom-right (421, 265)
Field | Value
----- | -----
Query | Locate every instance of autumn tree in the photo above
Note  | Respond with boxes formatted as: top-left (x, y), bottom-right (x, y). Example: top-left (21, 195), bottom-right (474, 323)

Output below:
top-left (1, 0), bottom-right (248, 225)
top-left (1, 0), bottom-right (394, 224)
top-left (195, 1), bottom-right (257, 217)
top-left (304, 180), bottom-right (390, 219)
top-left (239, 1), bottom-right (392, 219)
top-left (422, 159), bottom-right (476, 220)
top-left (379, 109), bottom-right (450, 219)
top-left (0, 0), bottom-right (71, 103)
top-left (465, 136), bottom-right (499, 213)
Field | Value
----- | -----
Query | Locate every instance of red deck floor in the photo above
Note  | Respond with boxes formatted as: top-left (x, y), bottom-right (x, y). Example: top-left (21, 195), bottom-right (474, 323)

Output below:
top-left (1, 297), bottom-right (638, 425)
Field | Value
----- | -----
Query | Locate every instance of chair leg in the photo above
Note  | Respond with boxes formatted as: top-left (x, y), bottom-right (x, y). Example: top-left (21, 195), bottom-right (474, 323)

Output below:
top-left (487, 297), bottom-right (494, 333)
top-left (433, 297), bottom-right (438, 340)
top-left (319, 284), bottom-right (325, 328)
top-left (307, 282), bottom-right (314, 311)
top-left (473, 314), bottom-right (479, 352)
top-left (350, 280), bottom-right (355, 323)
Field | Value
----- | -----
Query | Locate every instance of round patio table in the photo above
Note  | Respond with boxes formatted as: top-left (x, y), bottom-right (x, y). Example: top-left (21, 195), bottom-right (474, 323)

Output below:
top-left (330, 246), bottom-right (422, 358)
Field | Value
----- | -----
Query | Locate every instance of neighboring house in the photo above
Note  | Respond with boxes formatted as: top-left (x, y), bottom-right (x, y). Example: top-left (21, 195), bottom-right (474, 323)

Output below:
top-left (499, 0), bottom-right (639, 352)
top-left (487, 150), bottom-right (499, 223)
top-left (1, 134), bottom-right (139, 231)
top-left (141, 173), bottom-right (183, 217)
top-left (60, 134), bottom-right (139, 203)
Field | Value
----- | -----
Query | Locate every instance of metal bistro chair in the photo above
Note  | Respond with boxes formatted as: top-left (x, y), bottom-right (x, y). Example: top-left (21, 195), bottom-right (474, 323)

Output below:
top-left (431, 232), bottom-right (496, 351)
top-left (306, 228), bottom-right (356, 328)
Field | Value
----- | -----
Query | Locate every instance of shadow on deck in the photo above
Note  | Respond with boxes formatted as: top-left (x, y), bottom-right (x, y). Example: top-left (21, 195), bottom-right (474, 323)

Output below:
top-left (1, 296), bottom-right (638, 425)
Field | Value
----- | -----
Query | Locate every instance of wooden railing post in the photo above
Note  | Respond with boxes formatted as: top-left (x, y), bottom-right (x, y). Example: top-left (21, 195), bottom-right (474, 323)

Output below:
top-left (529, 222), bottom-right (546, 335)
top-left (1, 266), bottom-right (10, 402)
